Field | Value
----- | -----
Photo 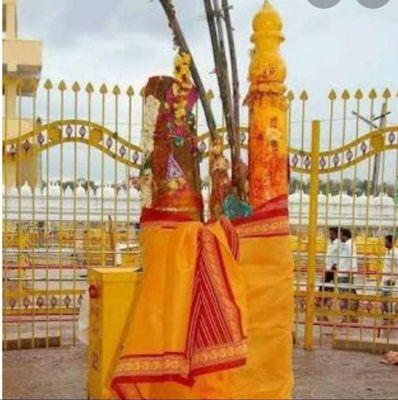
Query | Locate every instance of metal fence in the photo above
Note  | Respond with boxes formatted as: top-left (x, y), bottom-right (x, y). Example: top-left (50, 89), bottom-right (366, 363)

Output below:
top-left (2, 80), bottom-right (398, 351)
top-left (288, 89), bottom-right (398, 351)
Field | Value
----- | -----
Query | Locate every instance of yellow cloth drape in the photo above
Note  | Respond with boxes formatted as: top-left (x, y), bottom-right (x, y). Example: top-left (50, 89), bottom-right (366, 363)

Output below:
top-left (110, 220), bottom-right (247, 399)
top-left (178, 235), bottom-right (294, 399)
top-left (110, 200), bottom-right (294, 399)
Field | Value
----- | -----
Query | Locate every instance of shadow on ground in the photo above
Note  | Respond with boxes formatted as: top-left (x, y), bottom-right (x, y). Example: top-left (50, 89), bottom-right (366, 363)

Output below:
top-left (3, 345), bottom-right (398, 399)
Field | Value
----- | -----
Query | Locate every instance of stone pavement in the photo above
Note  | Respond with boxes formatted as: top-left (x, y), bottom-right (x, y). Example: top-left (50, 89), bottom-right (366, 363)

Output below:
top-left (3, 345), bottom-right (398, 399)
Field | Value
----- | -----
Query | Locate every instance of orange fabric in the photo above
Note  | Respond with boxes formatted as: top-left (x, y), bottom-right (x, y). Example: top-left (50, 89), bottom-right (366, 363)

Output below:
top-left (110, 200), bottom-right (293, 399)
top-left (248, 98), bottom-right (289, 208)
top-left (137, 234), bottom-right (294, 400)
top-left (110, 221), bottom-right (247, 399)
top-left (184, 234), bottom-right (294, 399)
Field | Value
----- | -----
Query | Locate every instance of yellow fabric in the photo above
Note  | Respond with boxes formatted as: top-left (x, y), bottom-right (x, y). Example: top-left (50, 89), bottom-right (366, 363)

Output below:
top-left (111, 224), bottom-right (293, 399)
top-left (130, 223), bottom-right (198, 355)
top-left (185, 235), bottom-right (294, 399)
top-left (111, 221), bottom-right (247, 399)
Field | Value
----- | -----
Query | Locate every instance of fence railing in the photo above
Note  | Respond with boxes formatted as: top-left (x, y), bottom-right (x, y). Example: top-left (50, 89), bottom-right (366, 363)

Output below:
top-left (2, 82), bottom-right (398, 351)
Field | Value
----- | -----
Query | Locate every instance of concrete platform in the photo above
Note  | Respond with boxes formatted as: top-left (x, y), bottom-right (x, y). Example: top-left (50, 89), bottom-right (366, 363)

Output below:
top-left (3, 335), bottom-right (61, 351)
top-left (3, 345), bottom-right (398, 399)
top-left (333, 335), bottom-right (398, 354)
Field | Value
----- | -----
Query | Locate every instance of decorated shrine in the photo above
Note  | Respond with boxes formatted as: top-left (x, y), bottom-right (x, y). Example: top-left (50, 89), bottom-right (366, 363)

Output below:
top-left (3, 1), bottom-right (398, 399)
top-left (89, 1), bottom-right (294, 399)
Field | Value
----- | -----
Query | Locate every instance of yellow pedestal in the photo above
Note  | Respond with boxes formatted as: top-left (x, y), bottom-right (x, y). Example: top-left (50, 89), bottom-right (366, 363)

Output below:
top-left (87, 268), bottom-right (142, 400)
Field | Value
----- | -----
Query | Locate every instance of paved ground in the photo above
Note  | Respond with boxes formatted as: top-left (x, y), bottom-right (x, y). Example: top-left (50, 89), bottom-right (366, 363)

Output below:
top-left (3, 345), bottom-right (398, 399)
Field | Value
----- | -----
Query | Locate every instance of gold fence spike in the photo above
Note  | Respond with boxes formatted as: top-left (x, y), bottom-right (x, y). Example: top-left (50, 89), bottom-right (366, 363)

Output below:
top-left (382, 88), bottom-right (391, 99)
top-left (72, 82), bottom-right (81, 92)
top-left (112, 85), bottom-right (121, 95)
top-left (369, 89), bottom-right (377, 99)
top-left (341, 90), bottom-right (350, 100)
top-left (139, 87), bottom-right (146, 97)
top-left (99, 84), bottom-right (108, 94)
top-left (206, 89), bottom-right (215, 101)
top-left (328, 90), bottom-right (337, 100)
top-left (126, 86), bottom-right (135, 96)
top-left (85, 83), bottom-right (95, 93)
top-left (354, 89), bottom-right (363, 100)
top-left (299, 90), bottom-right (308, 101)
top-left (286, 90), bottom-right (295, 101)
top-left (58, 80), bottom-right (67, 91)
top-left (44, 79), bottom-right (53, 90)
top-left (31, 78), bottom-right (40, 92)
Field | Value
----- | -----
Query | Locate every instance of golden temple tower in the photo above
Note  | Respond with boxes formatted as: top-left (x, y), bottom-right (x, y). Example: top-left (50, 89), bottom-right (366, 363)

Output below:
top-left (3, 0), bottom-right (42, 188)
top-left (246, 0), bottom-right (288, 207)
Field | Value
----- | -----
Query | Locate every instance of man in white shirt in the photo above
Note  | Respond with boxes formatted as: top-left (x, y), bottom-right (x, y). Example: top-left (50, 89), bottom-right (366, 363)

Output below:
top-left (338, 232), bottom-right (358, 277)
top-left (381, 235), bottom-right (397, 318)
top-left (325, 227), bottom-right (340, 275)
top-left (317, 227), bottom-right (339, 320)
top-left (382, 235), bottom-right (398, 286)
top-left (338, 228), bottom-right (359, 322)
top-left (319, 227), bottom-right (339, 290)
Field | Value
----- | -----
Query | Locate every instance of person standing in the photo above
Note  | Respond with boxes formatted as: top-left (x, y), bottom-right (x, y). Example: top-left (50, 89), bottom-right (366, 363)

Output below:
top-left (318, 227), bottom-right (339, 317)
top-left (324, 227), bottom-right (340, 283)
top-left (338, 228), bottom-right (359, 322)
top-left (381, 235), bottom-right (397, 320)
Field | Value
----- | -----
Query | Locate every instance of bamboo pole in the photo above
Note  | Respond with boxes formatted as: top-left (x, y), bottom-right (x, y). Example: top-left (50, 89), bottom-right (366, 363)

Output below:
top-left (204, 0), bottom-right (239, 178)
top-left (222, 0), bottom-right (241, 155)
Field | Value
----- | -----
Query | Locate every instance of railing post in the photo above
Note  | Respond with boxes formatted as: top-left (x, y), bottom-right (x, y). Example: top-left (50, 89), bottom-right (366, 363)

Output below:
top-left (304, 120), bottom-right (321, 350)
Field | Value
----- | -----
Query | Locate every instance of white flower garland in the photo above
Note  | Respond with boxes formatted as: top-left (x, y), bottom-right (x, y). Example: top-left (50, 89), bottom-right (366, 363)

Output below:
top-left (140, 95), bottom-right (161, 209)
top-left (142, 95), bottom-right (160, 154)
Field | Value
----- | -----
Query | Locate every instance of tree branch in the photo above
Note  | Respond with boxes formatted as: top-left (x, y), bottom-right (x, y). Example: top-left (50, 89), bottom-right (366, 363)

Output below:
top-left (158, 0), bottom-right (218, 142)
top-left (204, 0), bottom-right (239, 179)
top-left (222, 0), bottom-right (240, 152)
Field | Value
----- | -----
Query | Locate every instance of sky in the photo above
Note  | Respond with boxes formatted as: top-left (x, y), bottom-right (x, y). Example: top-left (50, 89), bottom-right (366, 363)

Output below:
top-left (15, 0), bottom-right (398, 182)
top-left (18, 0), bottom-right (398, 97)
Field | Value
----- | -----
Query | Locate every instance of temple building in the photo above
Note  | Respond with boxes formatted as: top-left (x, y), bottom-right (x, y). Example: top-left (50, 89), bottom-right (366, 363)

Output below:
top-left (3, 0), bottom-right (42, 188)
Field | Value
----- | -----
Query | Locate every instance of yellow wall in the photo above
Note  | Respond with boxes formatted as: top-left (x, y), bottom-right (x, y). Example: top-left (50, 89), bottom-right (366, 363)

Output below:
top-left (2, 0), bottom-right (42, 187)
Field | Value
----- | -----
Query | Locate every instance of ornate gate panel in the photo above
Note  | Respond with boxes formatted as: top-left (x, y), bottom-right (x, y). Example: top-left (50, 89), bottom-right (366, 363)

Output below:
top-left (2, 80), bottom-right (143, 349)
top-left (3, 81), bottom-right (398, 351)
top-left (286, 89), bottom-right (398, 351)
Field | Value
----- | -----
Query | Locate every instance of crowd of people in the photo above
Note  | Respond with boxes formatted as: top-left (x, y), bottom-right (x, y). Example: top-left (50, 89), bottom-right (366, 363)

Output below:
top-left (318, 227), bottom-right (398, 323)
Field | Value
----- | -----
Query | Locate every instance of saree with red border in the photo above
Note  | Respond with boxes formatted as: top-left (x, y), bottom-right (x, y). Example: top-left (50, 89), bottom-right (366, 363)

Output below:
top-left (110, 210), bottom-right (247, 399)
top-left (109, 196), bottom-right (293, 399)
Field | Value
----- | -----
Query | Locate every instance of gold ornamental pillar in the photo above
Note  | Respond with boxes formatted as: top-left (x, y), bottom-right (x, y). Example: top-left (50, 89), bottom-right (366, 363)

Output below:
top-left (246, 1), bottom-right (288, 207)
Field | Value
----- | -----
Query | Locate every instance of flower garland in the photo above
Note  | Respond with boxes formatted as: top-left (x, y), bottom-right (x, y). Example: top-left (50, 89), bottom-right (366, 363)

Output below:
top-left (139, 94), bottom-right (161, 208)
top-left (172, 52), bottom-right (193, 128)
top-left (142, 95), bottom-right (160, 154)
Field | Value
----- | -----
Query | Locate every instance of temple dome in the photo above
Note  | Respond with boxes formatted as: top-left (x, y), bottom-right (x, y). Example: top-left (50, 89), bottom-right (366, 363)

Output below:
top-left (356, 194), bottom-right (368, 206)
top-left (318, 192), bottom-right (327, 203)
top-left (340, 192), bottom-right (352, 204)
top-left (64, 187), bottom-right (73, 197)
top-left (104, 184), bottom-right (115, 198)
top-left (49, 182), bottom-right (61, 197)
top-left (289, 190), bottom-right (309, 203)
top-left (34, 186), bottom-right (42, 197)
top-left (9, 186), bottom-right (18, 196)
top-left (21, 181), bottom-right (32, 196)
top-left (380, 193), bottom-right (394, 206)
top-left (76, 185), bottom-right (86, 197)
